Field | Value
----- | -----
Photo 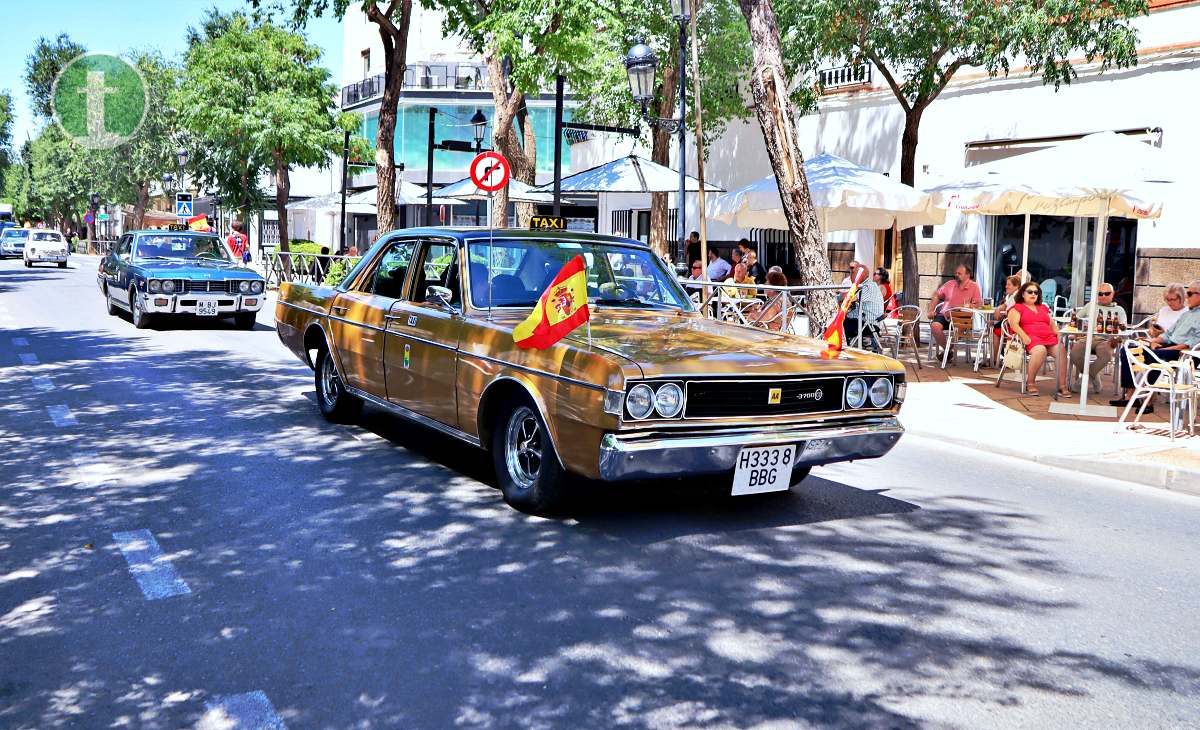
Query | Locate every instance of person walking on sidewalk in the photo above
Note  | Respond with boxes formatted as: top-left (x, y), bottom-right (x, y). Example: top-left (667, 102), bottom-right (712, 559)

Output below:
top-left (1007, 281), bottom-right (1063, 396)
top-left (1111, 280), bottom-right (1200, 410)
top-left (227, 221), bottom-right (249, 263)
top-left (1060, 282), bottom-right (1126, 395)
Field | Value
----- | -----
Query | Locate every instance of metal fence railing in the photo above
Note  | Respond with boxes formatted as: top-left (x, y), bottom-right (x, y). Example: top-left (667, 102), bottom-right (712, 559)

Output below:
top-left (682, 280), bottom-right (877, 348)
top-left (265, 251), bottom-right (361, 288)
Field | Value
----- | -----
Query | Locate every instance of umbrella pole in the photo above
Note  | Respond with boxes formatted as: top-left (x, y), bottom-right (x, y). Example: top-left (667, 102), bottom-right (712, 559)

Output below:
top-left (690, 0), bottom-right (711, 303)
top-left (1020, 212), bottom-right (1030, 284)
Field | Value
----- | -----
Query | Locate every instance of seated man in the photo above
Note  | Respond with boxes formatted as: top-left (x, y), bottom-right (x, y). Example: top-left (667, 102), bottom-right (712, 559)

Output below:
top-left (1110, 280), bottom-right (1200, 411)
top-left (927, 264), bottom-right (982, 360)
top-left (1059, 282), bottom-right (1126, 394)
top-left (706, 247), bottom-right (731, 282)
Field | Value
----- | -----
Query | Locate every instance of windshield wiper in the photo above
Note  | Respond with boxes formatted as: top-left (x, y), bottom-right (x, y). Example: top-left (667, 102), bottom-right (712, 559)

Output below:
top-left (593, 297), bottom-right (673, 309)
top-left (136, 256), bottom-right (172, 261)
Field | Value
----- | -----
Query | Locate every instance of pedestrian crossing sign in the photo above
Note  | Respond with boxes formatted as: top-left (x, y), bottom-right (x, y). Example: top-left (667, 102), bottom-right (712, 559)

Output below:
top-left (175, 193), bottom-right (193, 218)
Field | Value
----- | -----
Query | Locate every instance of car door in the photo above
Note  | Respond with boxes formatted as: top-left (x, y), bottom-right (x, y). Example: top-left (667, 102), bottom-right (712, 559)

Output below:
top-left (109, 235), bottom-right (133, 304)
top-left (384, 239), bottom-right (464, 427)
top-left (326, 238), bottom-right (417, 397)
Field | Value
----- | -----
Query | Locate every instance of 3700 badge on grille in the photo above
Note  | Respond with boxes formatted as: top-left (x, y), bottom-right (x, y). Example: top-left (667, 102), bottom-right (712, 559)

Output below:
top-left (731, 444), bottom-right (796, 496)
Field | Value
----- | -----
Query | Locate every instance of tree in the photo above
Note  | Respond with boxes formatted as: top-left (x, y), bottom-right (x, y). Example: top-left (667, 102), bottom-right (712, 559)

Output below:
top-left (778, 0), bottom-right (1146, 303)
top-left (573, 0), bottom-right (751, 257)
top-left (255, 0), bottom-right (415, 235)
top-left (0, 91), bottom-right (13, 179)
top-left (24, 34), bottom-right (87, 119)
top-left (733, 0), bottom-right (836, 333)
top-left (177, 15), bottom-right (351, 253)
top-left (27, 125), bottom-right (95, 230)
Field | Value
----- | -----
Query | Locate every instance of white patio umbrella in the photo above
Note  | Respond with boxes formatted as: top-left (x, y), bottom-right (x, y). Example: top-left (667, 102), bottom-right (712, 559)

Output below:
top-left (926, 132), bottom-right (1177, 416)
top-left (347, 181), bottom-right (463, 207)
top-left (436, 177), bottom-right (554, 203)
top-left (285, 190), bottom-right (375, 215)
top-left (531, 155), bottom-right (722, 193)
top-left (708, 152), bottom-right (946, 233)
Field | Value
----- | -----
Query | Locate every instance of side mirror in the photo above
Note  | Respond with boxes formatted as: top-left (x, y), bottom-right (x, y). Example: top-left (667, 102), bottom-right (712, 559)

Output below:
top-left (425, 285), bottom-right (454, 309)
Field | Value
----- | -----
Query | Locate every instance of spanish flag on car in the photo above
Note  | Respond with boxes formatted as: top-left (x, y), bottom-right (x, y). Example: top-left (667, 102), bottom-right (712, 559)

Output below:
top-left (821, 265), bottom-right (868, 357)
top-left (513, 255), bottom-right (590, 350)
top-left (187, 214), bottom-right (210, 232)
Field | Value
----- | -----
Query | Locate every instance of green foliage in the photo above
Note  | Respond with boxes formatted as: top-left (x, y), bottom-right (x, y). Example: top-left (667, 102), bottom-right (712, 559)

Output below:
top-left (322, 256), bottom-right (359, 287)
top-left (0, 91), bottom-right (12, 174)
top-left (26, 125), bottom-right (95, 225)
top-left (24, 34), bottom-right (87, 119)
top-left (288, 240), bottom-right (323, 253)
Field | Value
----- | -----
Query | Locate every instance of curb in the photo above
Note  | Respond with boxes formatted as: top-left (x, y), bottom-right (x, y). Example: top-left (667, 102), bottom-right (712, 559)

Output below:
top-left (904, 427), bottom-right (1200, 498)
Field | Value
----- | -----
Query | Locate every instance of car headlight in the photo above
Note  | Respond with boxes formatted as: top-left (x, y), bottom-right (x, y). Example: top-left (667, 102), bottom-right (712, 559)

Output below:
top-left (846, 377), bottom-right (868, 409)
top-left (239, 280), bottom-right (251, 293)
top-left (250, 280), bottom-right (264, 294)
top-left (869, 377), bottom-right (894, 408)
top-left (161, 279), bottom-right (176, 294)
top-left (625, 383), bottom-right (655, 420)
top-left (148, 279), bottom-right (161, 293)
top-left (653, 383), bottom-right (684, 418)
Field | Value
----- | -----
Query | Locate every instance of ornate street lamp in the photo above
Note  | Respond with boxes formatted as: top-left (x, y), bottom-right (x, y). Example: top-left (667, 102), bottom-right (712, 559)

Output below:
top-left (623, 41), bottom-right (658, 107)
top-left (470, 108), bottom-right (488, 226)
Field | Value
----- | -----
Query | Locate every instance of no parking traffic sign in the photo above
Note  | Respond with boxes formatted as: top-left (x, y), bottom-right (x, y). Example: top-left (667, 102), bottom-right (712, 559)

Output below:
top-left (470, 151), bottom-right (510, 192)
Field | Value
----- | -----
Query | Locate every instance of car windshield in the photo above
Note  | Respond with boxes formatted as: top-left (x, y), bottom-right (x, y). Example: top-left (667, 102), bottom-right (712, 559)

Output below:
top-left (466, 237), bottom-right (693, 311)
top-left (31, 232), bottom-right (62, 242)
top-left (2, 229), bottom-right (29, 240)
top-left (133, 234), bottom-right (231, 262)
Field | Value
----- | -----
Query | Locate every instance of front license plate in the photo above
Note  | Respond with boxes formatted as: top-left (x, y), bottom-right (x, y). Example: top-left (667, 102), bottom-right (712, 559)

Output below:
top-left (196, 300), bottom-right (218, 316)
top-left (731, 445), bottom-right (797, 496)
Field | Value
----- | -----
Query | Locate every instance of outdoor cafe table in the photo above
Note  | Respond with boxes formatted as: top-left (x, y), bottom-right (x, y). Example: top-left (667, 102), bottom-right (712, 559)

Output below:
top-left (959, 306), bottom-right (1000, 370)
top-left (1056, 325), bottom-right (1131, 396)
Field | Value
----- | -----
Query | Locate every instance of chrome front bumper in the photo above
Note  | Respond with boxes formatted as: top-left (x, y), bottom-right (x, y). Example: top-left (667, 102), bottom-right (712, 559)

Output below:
top-left (138, 293), bottom-right (266, 315)
top-left (27, 252), bottom-right (67, 262)
top-left (597, 416), bottom-right (904, 481)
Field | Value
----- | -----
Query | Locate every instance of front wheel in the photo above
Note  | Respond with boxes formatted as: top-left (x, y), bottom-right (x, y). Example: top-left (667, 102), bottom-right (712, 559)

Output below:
top-left (233, 312), bottom-right (256, 329)
top-left (314, 347), bottom-right (362, 423)
top-left (129, 288), bottom-right (153, 329)
top-left (492, 401), bottom-right (567, 514)
top-left (104, 284), bottom-right (118, 316)
top-left (24, 260), bottom-right (31, 268)
top-left (58, 262), bottom-right (66, 269)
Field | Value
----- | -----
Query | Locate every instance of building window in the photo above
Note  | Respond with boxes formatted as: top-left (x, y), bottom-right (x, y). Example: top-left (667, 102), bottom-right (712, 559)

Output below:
top-left (361, 49), bottom-right (371, 78)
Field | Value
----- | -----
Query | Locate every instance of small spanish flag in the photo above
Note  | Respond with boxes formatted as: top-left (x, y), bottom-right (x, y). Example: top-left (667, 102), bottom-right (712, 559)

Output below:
top-left (187, 214), bottom-right (210, 232)
top-left (821, 266), bottom-right (868, 357)
top-left (513, 255), bottom-right (590, 350)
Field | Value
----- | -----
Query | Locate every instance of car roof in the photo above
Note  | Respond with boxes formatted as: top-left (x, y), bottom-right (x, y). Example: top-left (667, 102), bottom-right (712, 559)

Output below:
top-left (389, 227), bottom-right (649, 250)
top-left (131, 229), bottom-right (218, 236)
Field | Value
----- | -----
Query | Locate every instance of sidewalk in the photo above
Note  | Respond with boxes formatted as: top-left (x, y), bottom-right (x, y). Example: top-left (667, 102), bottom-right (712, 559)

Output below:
top-left (897, 351), bottom-right (1200, 496)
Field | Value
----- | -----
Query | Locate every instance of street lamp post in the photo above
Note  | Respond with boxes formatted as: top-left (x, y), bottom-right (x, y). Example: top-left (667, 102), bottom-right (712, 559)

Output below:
top-left (625, 0), bottom-right (689, 266)
top-left (176, 148), bottom-right (189, 193)
top-left (470, 108), bottom-right (488, 226)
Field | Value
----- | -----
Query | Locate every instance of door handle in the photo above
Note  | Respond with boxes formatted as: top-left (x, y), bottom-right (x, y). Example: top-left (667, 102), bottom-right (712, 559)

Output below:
top-left (331, 305), bottom-right (348, 313)
top-left (384, 314), bottom-right (405, 321)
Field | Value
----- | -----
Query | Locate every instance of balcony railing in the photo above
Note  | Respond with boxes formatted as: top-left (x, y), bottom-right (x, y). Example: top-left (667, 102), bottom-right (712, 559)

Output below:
top-left (341, 62), bottom-right (493, 107)
top-left (818, 63), bottom-right (872, 91)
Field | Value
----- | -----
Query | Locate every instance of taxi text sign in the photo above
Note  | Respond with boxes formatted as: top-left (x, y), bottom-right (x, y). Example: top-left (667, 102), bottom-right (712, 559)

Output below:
top-left (470, 151), bottom-right (510, 192)
top-left (529, 215), bottom-right (567, 230)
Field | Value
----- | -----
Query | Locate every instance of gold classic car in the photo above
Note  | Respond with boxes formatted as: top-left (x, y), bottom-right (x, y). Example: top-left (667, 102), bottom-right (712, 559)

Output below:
top-left (275, 228), bottom-right (905, 513)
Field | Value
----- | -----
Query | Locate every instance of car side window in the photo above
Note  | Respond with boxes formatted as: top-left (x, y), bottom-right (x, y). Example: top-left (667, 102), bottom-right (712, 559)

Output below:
top-left (410, 242), bottom-right (460, 306)
top-left (364, 240), bottom-right (417, 298)
top-left (117, 236), bottom-right (132, 258)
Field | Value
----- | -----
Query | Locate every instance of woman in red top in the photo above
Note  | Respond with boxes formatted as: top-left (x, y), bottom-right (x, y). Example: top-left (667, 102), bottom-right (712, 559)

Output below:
top-left (1007, 281), bottom-right (1065, 396)
top-left (874, 267), bottom-right (898, 316)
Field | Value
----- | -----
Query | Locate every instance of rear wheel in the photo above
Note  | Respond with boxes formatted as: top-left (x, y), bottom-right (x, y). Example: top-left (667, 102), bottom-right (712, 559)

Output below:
top-left (233, 312), bottom-right (256, 329)
top-left (314, 346), bottom-right (362, 423)
top-left (104, 284), bottom-right (118, 316)
top-left (492, 399), bottom-right (566, 514)
top-left (129, 288), bottom-right (152, 329)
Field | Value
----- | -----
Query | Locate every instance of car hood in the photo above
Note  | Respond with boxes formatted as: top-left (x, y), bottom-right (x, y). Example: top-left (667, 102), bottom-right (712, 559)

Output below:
top-left (136, 259), bottom-right (261, 279)
top-left (567, 311), bottom-right (904, 379)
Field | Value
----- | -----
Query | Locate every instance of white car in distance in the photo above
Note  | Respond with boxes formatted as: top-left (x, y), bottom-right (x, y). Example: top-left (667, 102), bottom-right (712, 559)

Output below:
top-left (24, 230), bottom-right (69, 268)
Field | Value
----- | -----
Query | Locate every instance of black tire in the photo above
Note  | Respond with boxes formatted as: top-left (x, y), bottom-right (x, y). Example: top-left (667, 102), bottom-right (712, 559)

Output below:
top-left (314, 346), bottom-right (362, 423)
top-left (129, 288), bottom-right (153, 329)
top-left (234, 312), bottom-right (256, 329)
top-left (491, 398), bottom-right (567, 514)
top-left (24, 260), bottom-right (31, 268)
top-left (58, 262), bottom-right (66, 269)
top-left (104, 284), bottom-right (119, 316)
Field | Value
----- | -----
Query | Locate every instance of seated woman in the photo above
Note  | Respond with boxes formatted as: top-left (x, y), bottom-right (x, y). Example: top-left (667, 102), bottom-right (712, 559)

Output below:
top-left (1007, 281), bottom-right (1065, 396)
top-left (991, 275), bottom-right (1022, 365)
top-left (751, 270), bottom-right (791, 331)
top-left (874, 267), bottom-right (898, 317)
top-left (1148, 283), bottom-right (1187, 337)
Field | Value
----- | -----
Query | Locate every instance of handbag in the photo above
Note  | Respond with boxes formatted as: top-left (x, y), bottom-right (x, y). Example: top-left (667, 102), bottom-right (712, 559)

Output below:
top-left (1003, 339), bottom-right (1025, 370)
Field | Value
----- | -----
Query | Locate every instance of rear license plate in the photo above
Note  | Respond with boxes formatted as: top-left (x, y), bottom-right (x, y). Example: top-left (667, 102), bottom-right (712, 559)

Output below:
top-left (196, 300), bottom-right (218, 316)
top-left (731, 445), bottom-right (796, 496)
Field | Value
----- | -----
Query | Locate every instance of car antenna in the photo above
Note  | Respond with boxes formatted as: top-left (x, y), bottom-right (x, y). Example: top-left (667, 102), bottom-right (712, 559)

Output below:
top-left (487, 190), bottom-right (494, 321)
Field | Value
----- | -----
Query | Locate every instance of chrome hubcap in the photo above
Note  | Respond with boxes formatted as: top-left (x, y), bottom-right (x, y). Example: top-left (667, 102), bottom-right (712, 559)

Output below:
top-left (505, 406), bottom-right (542, 491)
top-left (132, 293), bottom-right (142, 321)
top-left (320, 355), bottom-right (340, 408)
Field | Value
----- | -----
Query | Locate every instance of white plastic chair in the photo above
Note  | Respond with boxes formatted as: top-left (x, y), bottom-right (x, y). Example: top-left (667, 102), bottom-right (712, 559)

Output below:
top-left (877, 306), bottom-right (922, 367)
top-left (1116, 340), bottom-right (1198, 441)
top-left (942, 307), bottom-right (989, 370)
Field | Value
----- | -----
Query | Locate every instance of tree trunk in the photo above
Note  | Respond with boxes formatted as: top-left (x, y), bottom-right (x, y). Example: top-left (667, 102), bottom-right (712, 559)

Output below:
top-left (485, 53), bottom-right (537, 228)
top-left (368, 1), bottom-right (413, 235)
top-left (649, 52), bottom-right (680, 259)
top-left (899, 105), bottom-right (923, 307)
top-left (131, 181), bottom-right (150, 231)
top-left (514, 99), bottom-right (537, 227)
top-left (736, 0), bottom-right (836, 335)
top-left (273, 149), bottom-right (291, 254)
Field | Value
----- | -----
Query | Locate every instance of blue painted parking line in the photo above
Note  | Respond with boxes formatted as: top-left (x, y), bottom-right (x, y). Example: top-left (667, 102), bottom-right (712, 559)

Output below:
top-left (111, 530), bottom-right (192, 600)
top-left (46, 405), bottom-right (76, 427)
top-left (202, 691), bottom-right (286, 729)
top-left (12, 337), bottom-right (29, 347)
top-left (18, 353), bottom-right (39, 365)
top-left (31, 376), bottom-right (54, 392)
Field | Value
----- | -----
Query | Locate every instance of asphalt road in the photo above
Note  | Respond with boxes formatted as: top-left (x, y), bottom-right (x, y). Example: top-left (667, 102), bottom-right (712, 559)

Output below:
top-left (2, 256), bottom-right (1198, 729)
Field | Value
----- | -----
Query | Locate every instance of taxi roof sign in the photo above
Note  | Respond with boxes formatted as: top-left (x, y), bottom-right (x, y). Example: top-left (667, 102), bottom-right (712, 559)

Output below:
top-left (529, 215), bottom-right (566, 230)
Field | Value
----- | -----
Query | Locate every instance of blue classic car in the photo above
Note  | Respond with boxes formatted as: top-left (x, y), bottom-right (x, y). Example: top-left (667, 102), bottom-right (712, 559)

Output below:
top-left (97, 230), bottom-right (266, 329)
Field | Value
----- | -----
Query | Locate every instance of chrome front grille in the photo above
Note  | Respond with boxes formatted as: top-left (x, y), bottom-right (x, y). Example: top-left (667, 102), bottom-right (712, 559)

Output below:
top-left (180, 280), bottom-right (236, 294)
top-left (683, 377), bottom-right (847, 419)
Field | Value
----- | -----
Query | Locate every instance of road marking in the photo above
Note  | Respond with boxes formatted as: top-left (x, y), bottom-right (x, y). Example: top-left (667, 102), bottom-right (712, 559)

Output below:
top-left (12, 337), bottom-right (29, 346)
top-left (18, 353), bottom-right (39, 365)
top-left (202, 691), bottom-right (286, 729)
top-left (46, 405), bottom-right (77, 427)
top-left (71, 451), bottom-right (117, 487)
top-left (112, 530), bottom-right (192, 600)
top-left (31, 376), bottom-right (54, 392)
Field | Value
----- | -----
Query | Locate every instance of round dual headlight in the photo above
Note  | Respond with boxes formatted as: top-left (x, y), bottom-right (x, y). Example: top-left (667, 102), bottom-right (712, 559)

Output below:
top-left (148, 279), bottom-right (161, 293)
top-left (869, 377), bottom-right (894, 408)
top-left (846, 377), bottom-right (868, 409)
top-left (250, 280), bottom-right (264, 294)
top-left (239, 280), bottom-right (251, 293)
top-left (626, 384), bottom-right (655, 420)
top-left (654, 383), bottom-right (684, 418)
top-left (161, 279), bottom-right (176, 294)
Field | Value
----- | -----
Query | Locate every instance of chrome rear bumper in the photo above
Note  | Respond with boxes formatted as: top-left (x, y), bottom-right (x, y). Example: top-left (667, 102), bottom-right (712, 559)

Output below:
top-left (597, 417), bottom-right (903, 481)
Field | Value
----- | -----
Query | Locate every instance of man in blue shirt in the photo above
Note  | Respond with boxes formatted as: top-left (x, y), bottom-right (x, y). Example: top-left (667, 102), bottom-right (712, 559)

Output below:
top-left (1111, 279), bottom-right (1200, 410)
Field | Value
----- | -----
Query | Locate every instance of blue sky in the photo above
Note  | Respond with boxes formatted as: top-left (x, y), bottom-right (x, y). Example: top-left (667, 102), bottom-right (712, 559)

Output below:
top-left (1, 0), bottom-right (343, 147)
